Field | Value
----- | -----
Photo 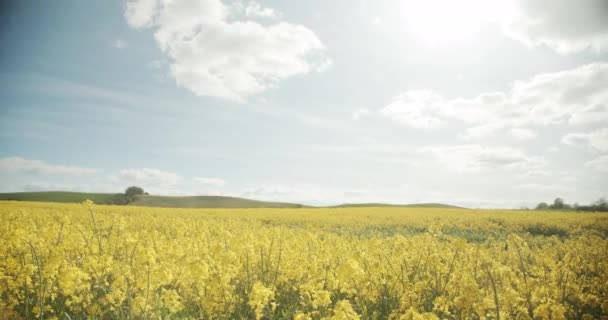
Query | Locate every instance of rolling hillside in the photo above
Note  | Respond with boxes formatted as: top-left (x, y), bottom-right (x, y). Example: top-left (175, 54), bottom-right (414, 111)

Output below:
top-left (128, 195), bottom-right (306, 208)
top-left (0, 191), bottom-right (118, 204)
top-left (0, 191), bottom-right (462, 209)
top-left (0, 192), bottom-right (306, 208)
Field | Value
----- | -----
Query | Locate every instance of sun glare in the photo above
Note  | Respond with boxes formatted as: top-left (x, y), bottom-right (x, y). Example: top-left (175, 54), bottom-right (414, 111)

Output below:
top-left (401, 0), bottom-right (515, 45)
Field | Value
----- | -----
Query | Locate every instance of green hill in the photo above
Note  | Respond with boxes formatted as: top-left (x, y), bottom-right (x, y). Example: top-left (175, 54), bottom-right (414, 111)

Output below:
top-left (0, 191), bottom-right (118, 204)
top-left (0, 192), bottom-right (305, 208)
top-left (128, 195), bottom-right (305, 208)
top-left (0, 191), bottom-right (461, 209)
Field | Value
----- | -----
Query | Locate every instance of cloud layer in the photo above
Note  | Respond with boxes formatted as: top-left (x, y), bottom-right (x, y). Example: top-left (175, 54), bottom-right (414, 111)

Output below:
top-left (124, 0), bottom-right (329, 101)
top-left (562, 128), bottom-right (608, 152)
top-left (382, 63), bottom-right (608, 137)
top-left (504, 0), bottom-right (608, 53)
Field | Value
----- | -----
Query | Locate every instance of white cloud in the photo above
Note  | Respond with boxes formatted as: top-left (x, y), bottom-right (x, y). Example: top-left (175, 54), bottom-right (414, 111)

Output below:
top-left (231, 1), bottom-right (280, 19)
top-left (511, 63), bottom-right (608, 125)
top-left (382, 63), bottom-right (608, 134)
top-left (586, 155), bottom-right (608, 173)
top-left (562, 128), bottom-right (608, 152)
top-left (504, 0), bottom-right (608, 53)
top-left (117, 168), bottom-right (181, 186)
top-left (124, 0), bottom-right (329, 102)
top-left (380, 90), bottom-right (445, 129)
top-left (193, 177), bottom-right (226, 187)
top-left (0, 157), bottom-right (98, 175)
top-left (112, 39), bottom-right (128, 49)
top-left (381, 90), bottom-right (511, 130)
top-left (421, 145), bottom-right (545, 173)
top-left (124, 0), bottom-right (158, 28)
top-left (508, 128), bottom-right (537, 140)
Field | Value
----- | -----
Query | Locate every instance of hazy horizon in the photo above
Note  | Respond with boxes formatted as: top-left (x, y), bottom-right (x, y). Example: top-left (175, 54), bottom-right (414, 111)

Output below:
top-left (1, 0), bottom-right (607, 208)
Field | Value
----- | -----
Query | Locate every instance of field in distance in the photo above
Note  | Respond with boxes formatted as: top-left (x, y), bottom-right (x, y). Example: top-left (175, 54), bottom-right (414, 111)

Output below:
top-left (1, 201), bottom-right (607, 319)
top-left (0, 191), bottom-right (460, 208)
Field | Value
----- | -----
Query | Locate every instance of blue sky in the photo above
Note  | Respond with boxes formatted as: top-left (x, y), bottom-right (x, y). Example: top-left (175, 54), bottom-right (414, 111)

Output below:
top-left (1, 0), bottom-right (607, 208)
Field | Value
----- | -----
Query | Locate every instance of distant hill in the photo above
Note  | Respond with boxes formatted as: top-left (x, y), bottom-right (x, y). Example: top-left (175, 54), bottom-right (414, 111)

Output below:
top-left (332, 202), bottom-right (464, 208)
top-left (129, 195), bottom-right (306, 208)
top-left (0, 192), bottom-right (305, 208)
top-left (0, 191), bottom-right (462, 209)
top-left (0, 191), bottom-right (118, 204)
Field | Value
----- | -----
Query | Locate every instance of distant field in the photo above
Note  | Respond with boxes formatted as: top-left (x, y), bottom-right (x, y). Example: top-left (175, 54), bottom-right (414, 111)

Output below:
top-left (130, 195), bottom-right (306, 208)
top-left (0, 191), bottom-right (460, 209)
top-left (0, 201), bottom-right (606, 319)
top-left (0, 192), bottom-right (304, 208)
top-left (0, 191), bottom-right (117, 204)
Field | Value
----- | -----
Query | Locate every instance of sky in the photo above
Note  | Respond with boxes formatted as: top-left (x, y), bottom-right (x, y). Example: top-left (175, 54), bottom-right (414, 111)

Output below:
top-left (1, 0), bottom-right (607, 208)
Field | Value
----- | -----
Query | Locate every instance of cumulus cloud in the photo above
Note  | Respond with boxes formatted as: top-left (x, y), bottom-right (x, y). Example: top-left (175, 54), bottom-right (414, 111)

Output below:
top-left (381, 90), bottom-right (445, 129)
top-left (562, 128), bottom-right (608, 152)
top-left (382, 63), bottom-right (608, 135)
top-left (231, 1), bottom-right (280, 19)
top-left (586, 155), bottom-right (608, 173)
top-left (0, 157), bottom-right (98, 175)
top-left (381, 90), bottom-right (511, 130)
top-left (124, 0), bottom-right (329, 102)
top-left (421, 145), bottom-right (545, 172)
top-left (193, 177), bottom-right (226, 187)
top-left (504, 0), bottom-right (608, 53)
top-left (124, 0), bottom-right (159, 28)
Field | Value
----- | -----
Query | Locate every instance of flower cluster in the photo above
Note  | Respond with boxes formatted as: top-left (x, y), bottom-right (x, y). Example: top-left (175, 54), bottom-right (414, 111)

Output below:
top-left (0, 201), bottom-right (607, 319)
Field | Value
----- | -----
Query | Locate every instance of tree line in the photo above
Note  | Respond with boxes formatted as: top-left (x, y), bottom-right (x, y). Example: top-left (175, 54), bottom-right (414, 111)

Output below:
top-left (535, 197), bottom-right (608, 212)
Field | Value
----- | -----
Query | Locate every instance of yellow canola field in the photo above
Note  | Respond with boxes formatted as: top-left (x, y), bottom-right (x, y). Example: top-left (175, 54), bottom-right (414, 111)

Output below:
top-left (0, 201), bottom-right (607, 320)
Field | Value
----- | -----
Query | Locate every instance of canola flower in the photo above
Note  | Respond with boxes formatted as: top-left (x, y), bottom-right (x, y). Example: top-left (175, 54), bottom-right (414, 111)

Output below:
top-left (0, 201), bottom-right (607, 319)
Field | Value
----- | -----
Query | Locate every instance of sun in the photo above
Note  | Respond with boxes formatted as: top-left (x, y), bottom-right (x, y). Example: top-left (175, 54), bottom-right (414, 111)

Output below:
top-left (401, 0), bottom-right (515, 45)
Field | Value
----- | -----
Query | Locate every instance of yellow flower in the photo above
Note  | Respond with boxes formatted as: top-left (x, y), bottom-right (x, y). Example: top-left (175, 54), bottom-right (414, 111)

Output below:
top-left (329, 300), bottom-right (359, 320)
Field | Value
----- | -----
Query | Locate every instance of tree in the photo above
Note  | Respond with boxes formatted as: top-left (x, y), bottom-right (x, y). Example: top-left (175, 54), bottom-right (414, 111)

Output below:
top-left (535, 202), bottom-right (548, 210)
top-left (594, 198), bottom-right (607, 210)
top-left (550, 198), bottom-right (565, 209)
top-left (125, 186), bottom-right (144, 198)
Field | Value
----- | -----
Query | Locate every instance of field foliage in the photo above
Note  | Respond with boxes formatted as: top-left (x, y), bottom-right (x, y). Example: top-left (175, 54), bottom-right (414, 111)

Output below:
top-left (0, 201), bottom-right (607, 319)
